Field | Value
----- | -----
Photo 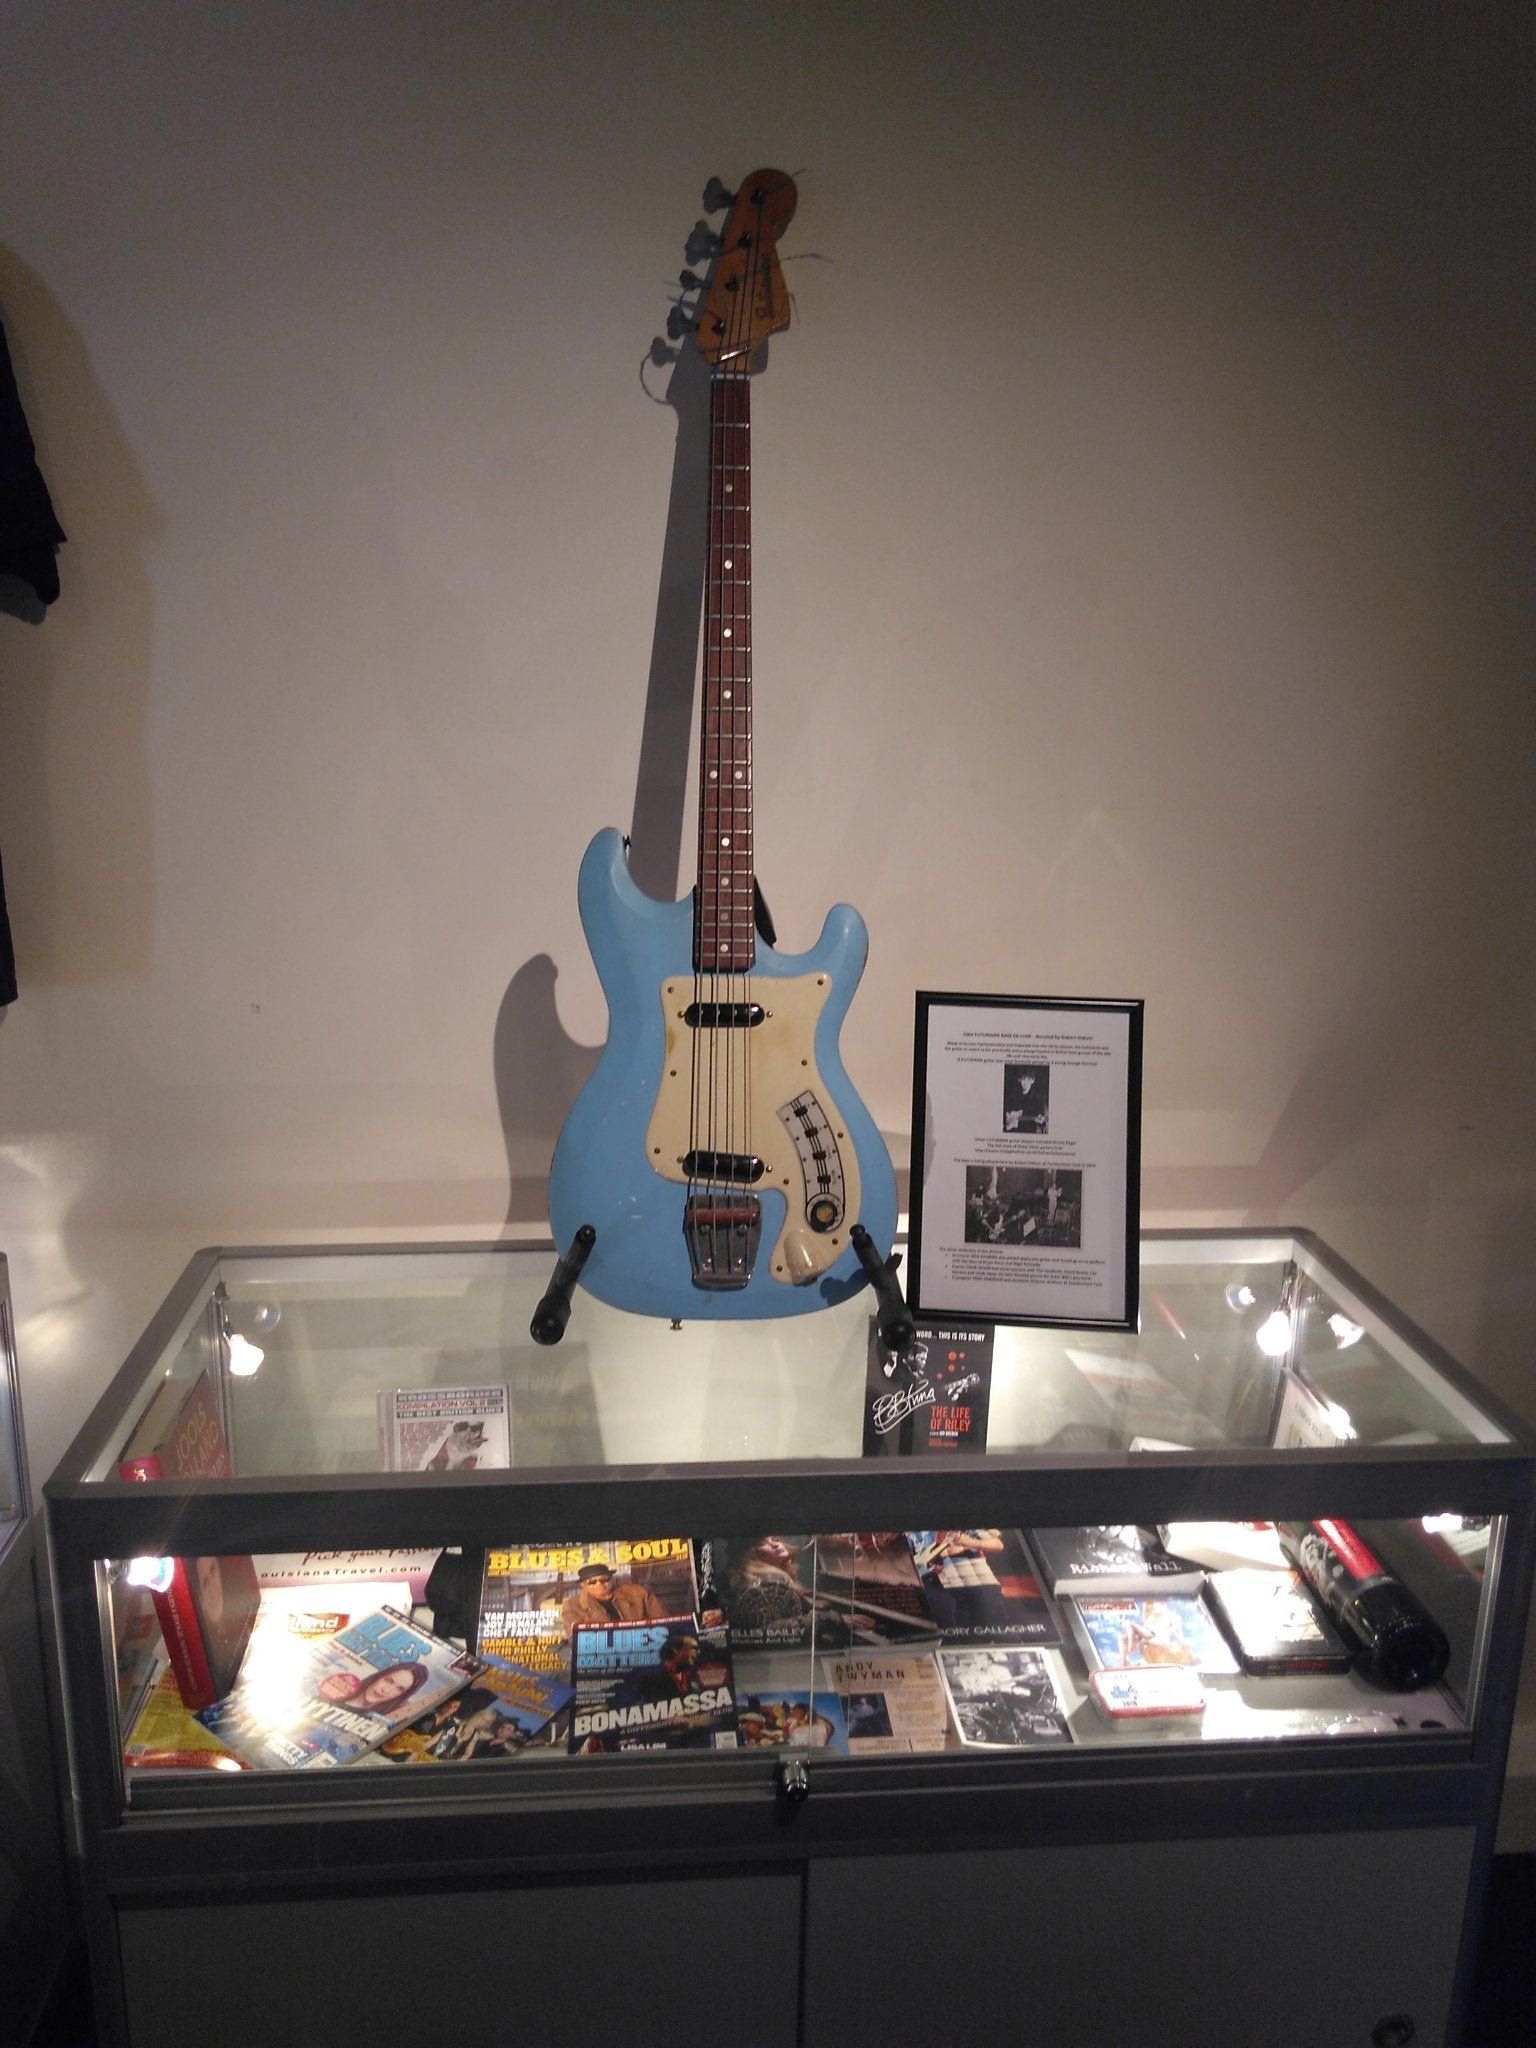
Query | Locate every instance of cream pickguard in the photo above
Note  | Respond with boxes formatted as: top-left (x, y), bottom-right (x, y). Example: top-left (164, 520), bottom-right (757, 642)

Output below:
top-left (645, 971), bottom-right (860, 1285)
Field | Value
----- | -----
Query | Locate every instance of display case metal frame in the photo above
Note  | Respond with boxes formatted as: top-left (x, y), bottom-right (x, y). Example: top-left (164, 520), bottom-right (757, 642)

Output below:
top-left (43, 1228), bottom-right (1536, 2048)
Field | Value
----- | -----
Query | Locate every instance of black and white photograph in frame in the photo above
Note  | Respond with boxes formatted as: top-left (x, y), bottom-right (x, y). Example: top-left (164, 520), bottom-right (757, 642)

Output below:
top-left (1002, 1062), bottom-right (1050, 1133)
top-left (964, 1164), bottom-right (1083, 1247)
top-left (908, 992), bottom-right (1143, 1331)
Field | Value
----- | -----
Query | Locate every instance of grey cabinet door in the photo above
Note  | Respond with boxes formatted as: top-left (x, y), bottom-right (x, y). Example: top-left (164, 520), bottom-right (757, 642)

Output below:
top-left (804, 1829), bottom-right (1474, 2048)
top-left (120, 1870), bottom-right (802, 2048)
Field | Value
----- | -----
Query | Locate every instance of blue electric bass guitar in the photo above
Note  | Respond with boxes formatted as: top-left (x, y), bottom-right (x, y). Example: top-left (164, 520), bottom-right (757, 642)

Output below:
top-left (548, 170), bottom-right (897, 1322)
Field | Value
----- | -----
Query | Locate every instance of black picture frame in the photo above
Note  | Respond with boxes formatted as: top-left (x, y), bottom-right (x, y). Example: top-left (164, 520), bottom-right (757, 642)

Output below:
top-left (906, 991), bottom-right (1143, 1331)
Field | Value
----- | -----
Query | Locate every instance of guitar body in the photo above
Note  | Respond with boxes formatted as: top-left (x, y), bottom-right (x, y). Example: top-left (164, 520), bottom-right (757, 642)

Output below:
top-left (549, 828), bottom-right (897, 1321)
top-left (548, 172), bottom-right (896, 1325)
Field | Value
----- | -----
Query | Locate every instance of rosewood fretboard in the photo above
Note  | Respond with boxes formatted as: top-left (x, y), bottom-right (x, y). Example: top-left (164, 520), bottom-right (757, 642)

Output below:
top-left (694, 368), bottom-right (756, 974)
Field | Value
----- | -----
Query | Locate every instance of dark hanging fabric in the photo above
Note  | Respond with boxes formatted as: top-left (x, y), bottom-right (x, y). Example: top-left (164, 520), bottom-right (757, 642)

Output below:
top-left (1, 310), bottom-right (64, 1003)
top-left (0, 847), bottom-right (14, 1007)
top-left (0, 315), bottom-right (65, 605)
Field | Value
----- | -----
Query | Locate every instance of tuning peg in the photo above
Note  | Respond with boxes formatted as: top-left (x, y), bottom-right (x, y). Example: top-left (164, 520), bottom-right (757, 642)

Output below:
top-left (678, 269), bottom-right (703, 291)
top-left (666, 303), bottom-right (697, 341)
top-left (702, 176), bottom-right (734, 214)
top-left (685, 222), bottom-right (721, 266)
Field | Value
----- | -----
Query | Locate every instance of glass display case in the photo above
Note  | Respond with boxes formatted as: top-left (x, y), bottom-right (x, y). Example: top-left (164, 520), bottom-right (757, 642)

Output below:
top-left (0, 1252), bottom-right (24, 1539)
top-left (2, 1251), bottom-right (78, 2046)
top-left (45, 1230), bottom-right (1536, 2048)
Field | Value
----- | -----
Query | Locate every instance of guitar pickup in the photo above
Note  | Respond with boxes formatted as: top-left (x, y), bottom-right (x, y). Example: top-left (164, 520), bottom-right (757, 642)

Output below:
top-left (683, 1196), bottom-right (762, 1290)
top-left (682, 1150), bottom-right (765, 1184)
top-left (682, 1001), bottom-right (766, 1029)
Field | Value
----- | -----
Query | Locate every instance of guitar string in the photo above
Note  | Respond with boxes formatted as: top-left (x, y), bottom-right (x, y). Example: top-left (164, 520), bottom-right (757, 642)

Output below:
top-left (691, 191), bottom-right (768, 1268)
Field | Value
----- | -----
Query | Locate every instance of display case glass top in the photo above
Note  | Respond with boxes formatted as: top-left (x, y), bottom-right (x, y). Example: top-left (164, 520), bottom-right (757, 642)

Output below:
top-left (70, 1231), bottom-right (1514, 1487)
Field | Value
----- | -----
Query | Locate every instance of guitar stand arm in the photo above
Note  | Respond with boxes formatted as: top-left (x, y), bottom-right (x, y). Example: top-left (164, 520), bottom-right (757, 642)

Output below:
top-left (530, 1225), bottom-right (596, 1346)
top-left (849, 1224), bottom-right (916, 1359)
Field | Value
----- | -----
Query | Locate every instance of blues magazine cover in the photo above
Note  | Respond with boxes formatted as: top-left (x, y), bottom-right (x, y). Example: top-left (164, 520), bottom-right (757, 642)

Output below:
top-left (477, 1538), bottom-right (699, 1675)
top-left (568, 1620), bottom-right (737, 1752)
top-left (198, 1607), bottom-right (482, 1769)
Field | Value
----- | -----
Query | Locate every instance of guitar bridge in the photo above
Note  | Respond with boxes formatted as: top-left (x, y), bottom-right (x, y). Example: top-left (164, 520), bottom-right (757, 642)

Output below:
top-left (683, 1196), bottom-right (762, 1290)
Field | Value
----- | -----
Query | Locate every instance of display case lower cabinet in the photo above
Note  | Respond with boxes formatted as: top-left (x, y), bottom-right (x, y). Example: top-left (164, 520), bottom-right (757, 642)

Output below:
top-left (802, 1831), bottom-right (1473, 2048)
top-left (107, 1824), bottom-right (1472, 2048)
top-left (0, 1519), bottom-right (75, 2048)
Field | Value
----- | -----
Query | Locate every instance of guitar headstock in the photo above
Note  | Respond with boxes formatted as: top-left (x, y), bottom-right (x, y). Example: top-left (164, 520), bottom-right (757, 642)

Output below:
top-left (696, 169), bottom-right (797, 370)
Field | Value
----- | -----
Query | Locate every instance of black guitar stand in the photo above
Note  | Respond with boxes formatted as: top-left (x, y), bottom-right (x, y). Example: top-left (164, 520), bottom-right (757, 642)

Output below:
top-left (529, 1218), bottom-right (916, 1353)
top-left (529, 1224), bottom-right (596, 1345)
top-left (850, 1224), bottom-right (916, 1360)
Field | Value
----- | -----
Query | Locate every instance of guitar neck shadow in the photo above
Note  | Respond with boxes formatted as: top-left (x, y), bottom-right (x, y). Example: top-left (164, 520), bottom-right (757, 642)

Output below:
top-left (495, 341), bottom-right (713, 1234)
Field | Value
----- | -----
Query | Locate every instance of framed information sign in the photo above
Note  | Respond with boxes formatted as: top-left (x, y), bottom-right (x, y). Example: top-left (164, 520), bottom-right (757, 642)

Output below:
top-left (907, 991), bottom-right (1143, 1331)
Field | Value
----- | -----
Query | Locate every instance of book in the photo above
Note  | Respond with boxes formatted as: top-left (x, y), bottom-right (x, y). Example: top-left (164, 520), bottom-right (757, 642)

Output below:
top-left (1204, 1568), bottom-right (1352, 1676)
top-left (377, 1383), bottom-right (510, 1472)
top-left (477, 1538), bottom-right (699, 1678)
top-left (197, 1606), bottom-right (482, 1769)
top-left (116, 1368), bottom-right (261, 1709)
top-left (937, 1647), bottom-right (1073, 1748)
top-left (823, 1651), bottom-right (950, 1754)
top-left (905, 1529), bottom-right (1060, 1644)
top-left (736, 1691), bottom-right (847, 1752)
top-left (863, 1318), bottom-right (994, 1456)
top-left (255, 1549), bottom-right (445, 1603)
top-left (377, 1649), bottom-right (574, 1761)
top-left (1026, 1525), bottom-right (1206, 1597)
top-left (568, 1620), bottom-right (737, 1753)
top-left (710, 1534), bottom-right (938, 1651)
top-left (1066, 1592), bottom-right (1239, 1676)
top-left (111, 1569), bottom-right (164, 1736)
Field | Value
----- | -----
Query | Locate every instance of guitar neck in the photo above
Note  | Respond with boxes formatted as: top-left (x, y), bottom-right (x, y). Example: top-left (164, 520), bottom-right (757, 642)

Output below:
top-left (695, 367), bottom-right (755, 974)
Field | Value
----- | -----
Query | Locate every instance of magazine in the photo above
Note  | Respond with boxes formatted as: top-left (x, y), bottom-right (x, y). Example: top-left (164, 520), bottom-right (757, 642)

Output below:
top-left (129, 1581), bottom-right (410, 1770)
top-left (905, 1529), bottom-right (1060, 1644)
top-left (477, 1538), bottom-right (699, 1677)
top-left (124, 1655), bottom-right (248, 1771)
top-left (711, 1534), bottom-right (938, 1650)
top-left (736, 1691), bottom-right (847, 1752)
top-left (1066, 1592), bottom-right (1239, 1676)
top-left (1025, 1525), bottom-right (1205, 1597)
top-left (198, 1606), bottom-right (482, 1769)
top-left (938, 1647), bottom-right (1073, 1749)
top-left (377, 1384), bottom-right (510, 1471)
top-left (116, 1368), bottom-right (261, 1708)
top-left (378, 1649), bottom-right (574, 1761)
top-left (823, 1651), bottom-right (950, 1754)
top-left (568, 1620), bottom-right (737, 1753)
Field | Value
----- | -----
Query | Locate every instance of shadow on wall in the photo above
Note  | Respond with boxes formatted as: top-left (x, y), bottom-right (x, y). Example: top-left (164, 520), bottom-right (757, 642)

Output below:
top-left (493, 313), bottom-right (716, 1235)
top-left (0, 248), bottom-right (159, 991)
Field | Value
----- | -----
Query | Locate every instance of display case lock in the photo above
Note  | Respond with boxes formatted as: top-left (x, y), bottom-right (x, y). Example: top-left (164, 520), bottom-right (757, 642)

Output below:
top-left (777, 1756), bottom-right (810, 1806)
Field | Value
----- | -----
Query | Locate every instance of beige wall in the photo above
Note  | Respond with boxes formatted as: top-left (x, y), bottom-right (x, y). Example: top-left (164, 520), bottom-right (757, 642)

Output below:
top-left (2, 3), bottom-right (1531, 1531)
